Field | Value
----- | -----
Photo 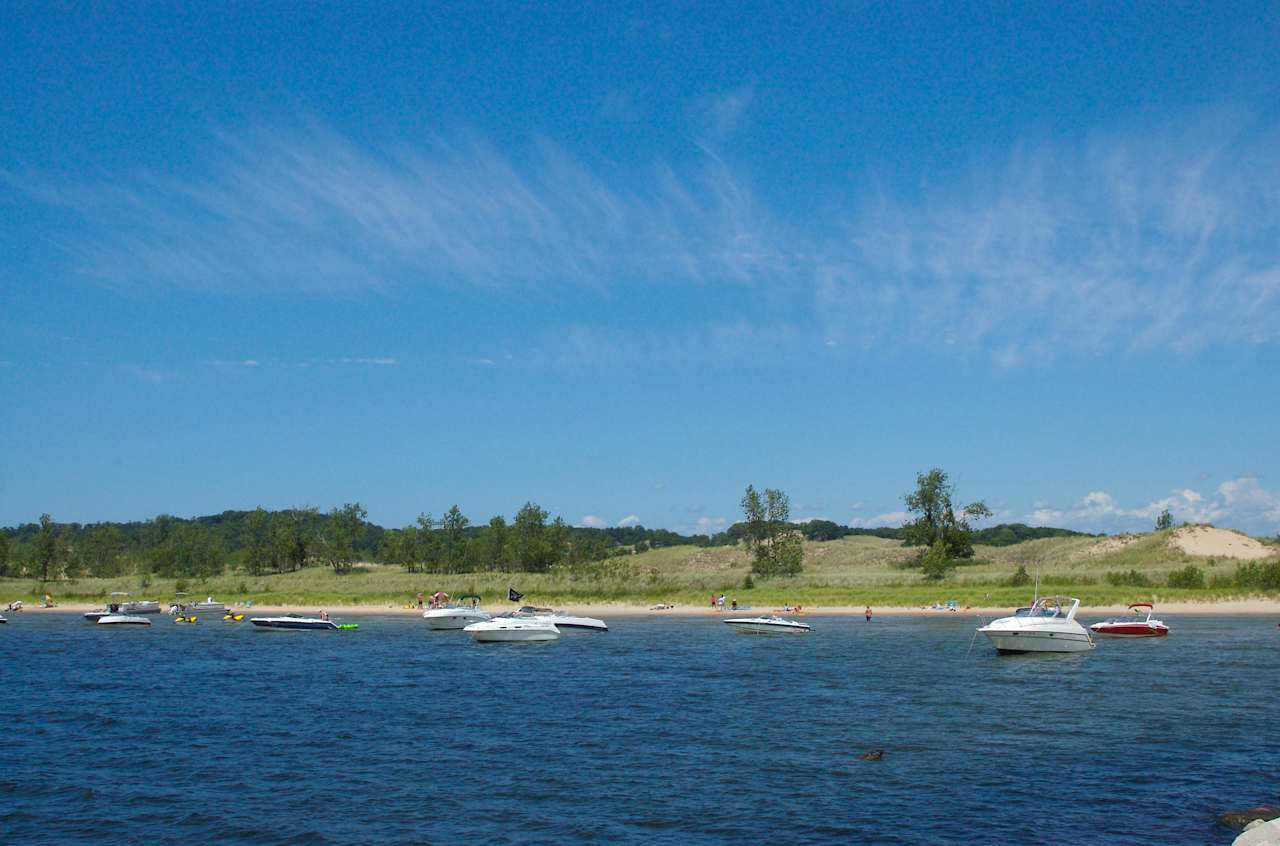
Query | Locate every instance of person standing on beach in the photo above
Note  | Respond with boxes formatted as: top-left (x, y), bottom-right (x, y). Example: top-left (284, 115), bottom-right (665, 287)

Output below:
top-left (865, 606), bottom-right (873, 623)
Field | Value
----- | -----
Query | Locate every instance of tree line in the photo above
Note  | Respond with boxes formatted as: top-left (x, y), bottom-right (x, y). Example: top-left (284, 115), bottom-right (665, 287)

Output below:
top-left (0, 502), bottom-right (722, 581)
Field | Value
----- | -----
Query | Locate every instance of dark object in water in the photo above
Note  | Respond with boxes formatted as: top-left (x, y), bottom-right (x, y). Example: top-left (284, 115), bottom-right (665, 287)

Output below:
top-left (1216, 806), bottom-right (1280, 830)
top-left (859, 749), bottom-right (884, 761)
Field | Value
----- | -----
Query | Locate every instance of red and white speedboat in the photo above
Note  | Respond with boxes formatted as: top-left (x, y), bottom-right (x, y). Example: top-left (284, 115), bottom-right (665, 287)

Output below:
top-left (1090, 603), bottom-right (1169, 638)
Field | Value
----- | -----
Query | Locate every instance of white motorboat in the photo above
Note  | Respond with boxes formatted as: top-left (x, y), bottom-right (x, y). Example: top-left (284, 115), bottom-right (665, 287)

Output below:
top-left (0, 614), bottom-right (7, 624)
top-left (512, 605), bottom-right (608, 632)
top-left (422, 594), bottom-right (491, 630)
top-left (464, 617), bottom-right (560, 642)
top-left (978, 596), bottom-right (1094, 653)
top-left (97, 613), bottom-right (151, 626)
top-left (723, 615), bottom-right (812, 634)
top-left (250, 616), bottom-right (352, 631)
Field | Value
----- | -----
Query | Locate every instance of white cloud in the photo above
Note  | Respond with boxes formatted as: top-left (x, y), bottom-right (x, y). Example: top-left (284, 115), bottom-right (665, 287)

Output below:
top-left (695, 516), bottom-right (728, 533)
top-left (849, 510), bottom-right (911, 528)
top-left (617, 515), bottom-right (642, 528)
top-left (578, 515), bottom-right (607, 529)
top-left (335, 357), bottom-right (398, 366)
top-left (1025, 476), bottom-right (1280, 533)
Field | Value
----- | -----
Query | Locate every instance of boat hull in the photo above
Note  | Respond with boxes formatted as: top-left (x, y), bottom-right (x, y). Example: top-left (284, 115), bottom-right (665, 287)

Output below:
top-left (725, 621), bottom-right (810, 634)
top-left (250, 617), bottom-right (338, 630)
top-left (468, 627), bottom-right (559, 642)
top-left (97, 614), bottom-right (152, 626)
top-left (980, 629), bottom-right (1094, 653)
top-left (1089, 623), bottom-right (1168, 637)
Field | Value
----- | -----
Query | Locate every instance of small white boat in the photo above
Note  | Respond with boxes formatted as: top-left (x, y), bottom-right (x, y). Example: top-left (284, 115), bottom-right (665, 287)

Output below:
top-left (249, 616), bottom-right (345, 631)
top-left (464, 617), bottom-right (560, 642)
top-left (422, 594), bottom-right (491, 630)
top-left (723, 615), bottom-right (812, 634)
top-left (512, 606), bottom-right (608, 631)
top-left (0, 614), bottom-right (7, 624)
top-left (97, 613), bottom-right (152, 626)
top-left (978, 596), bottom-right (1094, 653)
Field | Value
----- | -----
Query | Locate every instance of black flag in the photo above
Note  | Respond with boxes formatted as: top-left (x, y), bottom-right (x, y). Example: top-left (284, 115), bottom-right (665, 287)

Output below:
top-left (507, 587), bottom-right (523, 603)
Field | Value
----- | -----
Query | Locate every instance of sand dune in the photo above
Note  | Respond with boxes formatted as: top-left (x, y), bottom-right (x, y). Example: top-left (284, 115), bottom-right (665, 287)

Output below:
top-left (1170, 526), bottom-right (1276, 560)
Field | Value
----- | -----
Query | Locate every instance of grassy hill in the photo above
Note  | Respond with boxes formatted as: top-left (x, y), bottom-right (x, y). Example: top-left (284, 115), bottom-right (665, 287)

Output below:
top-left (4, 528), bottom-right (1277, 608)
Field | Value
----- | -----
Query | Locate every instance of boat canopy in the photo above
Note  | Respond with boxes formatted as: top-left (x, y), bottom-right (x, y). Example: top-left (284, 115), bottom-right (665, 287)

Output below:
top-left (458, 594), bottom-right (482, 602)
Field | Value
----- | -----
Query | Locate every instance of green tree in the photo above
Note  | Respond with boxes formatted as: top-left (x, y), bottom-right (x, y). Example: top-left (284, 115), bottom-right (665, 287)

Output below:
top-left (478, 515), bottom-right (509, 570)
top-left (83, 525), bottom-right (125, 577)
top-left (0, 531), bottom-right (9, 577)
top-left (244, 507), bottom-right (271, 575)
top-left (512, 502), bottom-right (558, 572)
top-left (902, 468), bottom-right (991, 561)
top-left (36, 513), bottom-right (58, 582)
top-left (919, 540), bottom-right (953, 580)
top-left (1155, 509), bottom-right (1173, 531)
top-left (321, 502), bottom-right (367, 573)
top-left (441, 505), bottom-right (471, 573)
top-left (741, 485), bottom-right (805, 576)
top-left (415, 513), bottom-right (439, 571)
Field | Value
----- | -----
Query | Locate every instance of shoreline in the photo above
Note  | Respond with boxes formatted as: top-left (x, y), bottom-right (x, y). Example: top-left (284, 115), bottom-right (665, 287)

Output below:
top-left (17, 599), bottom-right (1280, 618)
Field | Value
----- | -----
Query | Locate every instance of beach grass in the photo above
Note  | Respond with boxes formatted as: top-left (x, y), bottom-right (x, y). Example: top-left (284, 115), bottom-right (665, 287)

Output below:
top-left (4, 531), bottom-right (1277, 609)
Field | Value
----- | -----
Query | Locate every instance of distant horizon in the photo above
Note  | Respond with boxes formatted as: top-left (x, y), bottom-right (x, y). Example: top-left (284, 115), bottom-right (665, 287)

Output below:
top-left (5, 488), bottom-right (1273, 539)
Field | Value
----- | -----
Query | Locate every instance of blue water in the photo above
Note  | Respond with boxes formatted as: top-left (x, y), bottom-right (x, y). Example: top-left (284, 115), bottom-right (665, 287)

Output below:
top-left (2, 613), bottom-right (1277, 844)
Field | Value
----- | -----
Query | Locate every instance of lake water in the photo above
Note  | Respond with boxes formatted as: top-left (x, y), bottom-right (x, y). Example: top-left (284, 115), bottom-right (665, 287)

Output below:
top-left (2, 612), bottom-right (1277, 844)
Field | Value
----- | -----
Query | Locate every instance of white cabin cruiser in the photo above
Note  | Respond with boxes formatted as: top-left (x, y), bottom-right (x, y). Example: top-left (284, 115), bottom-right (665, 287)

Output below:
top-left (464, 617), bottom-right (560, 643)
top-left (422, 594), bottom-right (491, 630)
top-left (724, 615), bottom-right (811, 634)
top-left (978, 596), bottom-right (1094, 654)
top-left (512, 606), bottom-right (608, 632)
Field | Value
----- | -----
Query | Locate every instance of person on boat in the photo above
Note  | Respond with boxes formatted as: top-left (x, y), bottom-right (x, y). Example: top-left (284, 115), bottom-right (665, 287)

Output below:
top-left (319, 609), bottom-right (329, 621)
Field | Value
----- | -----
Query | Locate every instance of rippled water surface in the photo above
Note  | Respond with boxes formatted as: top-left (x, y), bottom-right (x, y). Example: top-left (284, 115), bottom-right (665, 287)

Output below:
top-left (2, 612), bottom-right (1277, 844)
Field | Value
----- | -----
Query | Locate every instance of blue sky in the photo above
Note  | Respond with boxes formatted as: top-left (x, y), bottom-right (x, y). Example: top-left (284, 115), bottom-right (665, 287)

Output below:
top-left (2, 2), bottom-right (1279, 535)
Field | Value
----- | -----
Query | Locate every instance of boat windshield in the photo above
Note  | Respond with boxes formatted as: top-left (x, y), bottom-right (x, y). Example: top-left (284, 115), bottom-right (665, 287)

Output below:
top-left (1013, 603), bottom-right (1062, 618)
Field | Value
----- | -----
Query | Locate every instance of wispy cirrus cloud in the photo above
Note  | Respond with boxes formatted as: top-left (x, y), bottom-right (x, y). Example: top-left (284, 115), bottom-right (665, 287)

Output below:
top-left (8, 109), bottom-right (1280, 364)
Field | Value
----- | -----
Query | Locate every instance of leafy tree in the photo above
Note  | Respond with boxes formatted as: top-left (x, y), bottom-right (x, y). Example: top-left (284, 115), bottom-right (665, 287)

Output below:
top-left (0, 531), bottom-right (9, 577)
top-left (36, 513), bottom-right (58, 581)
top-left (415, 513), bottom-right (439, 571)
top-left (440, 505), bottom-right (471, 573)
top-left (741, 485), bottom-right (805, 576)
top-left (476, 515), bottom-right (509, 570)
top-left (1155, 509), bottom-right (1173, 531)
top-left (920, 540), bottom-right (952, 580)
top-left (148, 522), bottom-right (224, 579)
top-left (321, 502), bottom-right (367, 573)
top-left (512, 502), bottom-right (560, 572)
top-left (83, 524), bottom-right (125, 578)
top-left (244, 507), bottom-right (271, 575)
top-left (1167, 564), bottom-right (1205, 589)
top-left (902, 468), bottom-right (991, 561)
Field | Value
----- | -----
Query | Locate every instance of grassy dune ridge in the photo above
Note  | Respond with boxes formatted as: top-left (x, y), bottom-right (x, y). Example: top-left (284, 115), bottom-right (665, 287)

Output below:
top-left (4, 529), bottom-right (1278, 608)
